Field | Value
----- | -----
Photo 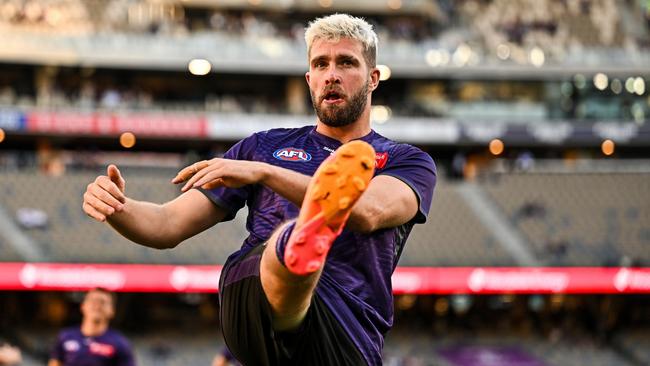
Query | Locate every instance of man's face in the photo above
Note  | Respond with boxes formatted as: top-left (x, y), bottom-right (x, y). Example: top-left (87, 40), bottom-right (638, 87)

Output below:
top-left (81, 290), bottom-right (114, 322)
top-left (306, 37), bottom-right (378, 127)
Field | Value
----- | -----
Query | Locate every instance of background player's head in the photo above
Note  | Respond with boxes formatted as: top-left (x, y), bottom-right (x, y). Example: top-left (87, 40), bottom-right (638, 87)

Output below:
top-left (81, 287), bottom-right (116, 324)
top-left (304, 14), bottom-right (380, 128)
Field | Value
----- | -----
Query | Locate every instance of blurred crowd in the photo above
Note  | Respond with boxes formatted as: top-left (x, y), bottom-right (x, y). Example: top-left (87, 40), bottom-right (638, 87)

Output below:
top-left (0, 0), bottom-right (437, 43)
top-left (0, 0), bottom-right (648, 119)
top-left (459, 0), bottom-right (634, 64)
top-left (1, 0), bottom-right (648, 51)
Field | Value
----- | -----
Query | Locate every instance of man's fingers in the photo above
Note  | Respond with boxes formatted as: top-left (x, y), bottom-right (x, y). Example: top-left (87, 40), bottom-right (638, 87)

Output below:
top-left (82, 202), bottom-right (106, 222)
top-left (84, 192), bottom-right (116, 215)
top-left (201, 178), bottom-right (225, 190)
top-left (181, 164), bottom-right (214, 192)
top-left (90, 180), bottom-right (123, 208)
top-left (172, 160), bottom-right (210, 184)
top-left (107, 164), bottom-right (126, 192)
top-left (95, 178), bottom-right (126, 205)
top-left (172, 165), bottom-right (195, 184)
top-left (83, 170), bottom-right (128, 223)
top-left (181, 170), bottom-right (206, 191)
top-left (91, 184), bottom-right (125, 211)
top-left (192, 168), bottom-right (226, 189)
top-left (83, 193), bottom-right (115, 217)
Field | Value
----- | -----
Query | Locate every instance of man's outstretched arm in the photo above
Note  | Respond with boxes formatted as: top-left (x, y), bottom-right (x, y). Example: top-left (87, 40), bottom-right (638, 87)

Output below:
top-left (83, 165), bottom-right (227, 249)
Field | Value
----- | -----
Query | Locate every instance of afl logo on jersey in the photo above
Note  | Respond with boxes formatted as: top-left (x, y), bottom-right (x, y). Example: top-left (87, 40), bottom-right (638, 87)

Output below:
top-left (273, 147), bottom-right (312, 162)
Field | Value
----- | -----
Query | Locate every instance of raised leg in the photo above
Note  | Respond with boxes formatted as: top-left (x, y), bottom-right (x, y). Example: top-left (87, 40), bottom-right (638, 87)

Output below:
top-left (259, 140), bottom-right (375, 331)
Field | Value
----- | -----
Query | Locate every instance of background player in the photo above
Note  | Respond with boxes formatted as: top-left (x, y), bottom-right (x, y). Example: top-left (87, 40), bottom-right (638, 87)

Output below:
top-left (48, 288), bottom-right (135, 366)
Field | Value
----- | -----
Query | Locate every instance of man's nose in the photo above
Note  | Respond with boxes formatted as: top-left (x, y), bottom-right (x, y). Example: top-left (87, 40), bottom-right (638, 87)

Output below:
top-left (325, 67), bottom-right (341, 85)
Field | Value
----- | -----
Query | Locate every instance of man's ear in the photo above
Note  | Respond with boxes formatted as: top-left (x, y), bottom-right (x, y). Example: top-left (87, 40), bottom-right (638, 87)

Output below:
top-left (369, 68), bottom-right (381, 92)
top-left (305, 71), bottom-right (310, 85)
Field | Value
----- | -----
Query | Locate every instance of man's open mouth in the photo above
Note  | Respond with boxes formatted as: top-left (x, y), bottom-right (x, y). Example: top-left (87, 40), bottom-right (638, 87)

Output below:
top-left (322, 90), bottom-right (344, 103)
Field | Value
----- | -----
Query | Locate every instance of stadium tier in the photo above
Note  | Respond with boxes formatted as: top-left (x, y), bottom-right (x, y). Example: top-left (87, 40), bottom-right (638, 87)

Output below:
top-left (384, 330), bottom-right (634, 366)
top-left (0, 0), bottom-right (648, 126)
top-left (404, 181), bottom-right (516, 267)
top-left (0, 165), bottom-right (518, 266)
top-left (1, 165), bottom-right (648, 267)
top-left (483, 171), bottom-right (650, 266)
top-left (0, 168), bottom-right (244, 264)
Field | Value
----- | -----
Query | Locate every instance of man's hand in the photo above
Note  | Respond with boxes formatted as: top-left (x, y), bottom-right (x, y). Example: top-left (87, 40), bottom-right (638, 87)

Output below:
top-left (172, 159), bottom-right (268, 192)
top-left (82, 164), bottom-right (127, 222)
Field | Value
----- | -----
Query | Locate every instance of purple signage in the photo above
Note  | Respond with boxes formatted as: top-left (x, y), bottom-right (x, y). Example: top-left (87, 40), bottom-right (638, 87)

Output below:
top-left (438, 345), bottom-right (547, 366)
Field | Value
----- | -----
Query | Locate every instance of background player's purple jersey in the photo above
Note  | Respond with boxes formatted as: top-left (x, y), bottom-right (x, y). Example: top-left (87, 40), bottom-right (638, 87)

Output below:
top-left (201, 125), bottom-right (436, 365)
top-left (50, 327), bottom-right (135, 366)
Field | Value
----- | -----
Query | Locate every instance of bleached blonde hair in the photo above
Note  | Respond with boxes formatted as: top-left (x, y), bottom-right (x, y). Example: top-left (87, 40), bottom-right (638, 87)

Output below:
top-left (305, 13), bottom-right (378, 67)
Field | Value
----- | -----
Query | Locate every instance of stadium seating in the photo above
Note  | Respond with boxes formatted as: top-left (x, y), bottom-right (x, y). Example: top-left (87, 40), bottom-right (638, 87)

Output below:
top-left (130, 330), bottom-right (224, 366)
top-left (459, 0), bottom-right (627, 63)
top-left (402, 180), bottom-right (516, 267)
top-left (4, 166), bottom-right (649, 267)
top-left (384, 327), bottom-right (635, 366)
top-left (0, 168), bottom-right (244, 264)
top-left (482, 172), bottom-right (650, 266)
top-left (0, 166), bottom-right (514, 266)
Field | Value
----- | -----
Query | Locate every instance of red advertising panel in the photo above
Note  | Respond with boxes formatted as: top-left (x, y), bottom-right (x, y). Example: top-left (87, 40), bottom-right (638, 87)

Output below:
top-left (0, 263), bottom-right (221, 293)
top-left (26, 111), bottom-right (207, 137)
top-left (1, 264), bottom-right (649, 294)
top-left (391, 267), bottom-right (650, 294)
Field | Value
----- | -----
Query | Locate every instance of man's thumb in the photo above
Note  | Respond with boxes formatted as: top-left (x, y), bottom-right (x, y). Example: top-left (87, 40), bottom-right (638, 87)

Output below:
top-left (107, 164), bottom-right (126, 192)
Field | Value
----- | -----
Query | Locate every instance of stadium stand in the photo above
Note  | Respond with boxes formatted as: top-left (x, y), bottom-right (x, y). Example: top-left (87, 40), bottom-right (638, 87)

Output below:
top-left (459, 0), bottom-right (627, 63)
top-left (130, 330), bottom-right (224, 366)
top-left (0, 0), bottom-right (648, 122)
top-left (0, 167), bottom-right (245, 264)
top-left (482, 171), bottom-right (650, 266)
top-left (3, 162), bottom-right (649, 268)
top-left (383, 327), bottom-right (635, 366)
top-left (0, 164), bottom-right (505, 266)
top-left (403, 179), bottom-right (515, 267)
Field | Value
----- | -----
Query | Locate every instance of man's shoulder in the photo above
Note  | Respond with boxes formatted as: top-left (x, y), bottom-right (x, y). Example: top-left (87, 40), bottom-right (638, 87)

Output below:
top-left (369, 131), bottom-right (427, 156)
top-left (369, 131), bottom-right (435, 173)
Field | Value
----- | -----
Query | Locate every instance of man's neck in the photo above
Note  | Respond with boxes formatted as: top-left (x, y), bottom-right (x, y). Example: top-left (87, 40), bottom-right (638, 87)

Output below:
top-left (315, 116), bottom-right (372, 144)
top-left (81, 319), bottom-right (109, 337)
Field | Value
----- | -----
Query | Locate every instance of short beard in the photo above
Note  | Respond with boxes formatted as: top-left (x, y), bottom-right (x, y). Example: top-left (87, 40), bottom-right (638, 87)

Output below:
top-left (311, 81), bottom-right (369, 128)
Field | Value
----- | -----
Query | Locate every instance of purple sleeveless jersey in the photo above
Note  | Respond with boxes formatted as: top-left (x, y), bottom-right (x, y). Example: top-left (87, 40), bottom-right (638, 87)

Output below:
top-left (50, 327), bottom-right (135, 366)
top-left (201, 126), bottom-right (436, 366)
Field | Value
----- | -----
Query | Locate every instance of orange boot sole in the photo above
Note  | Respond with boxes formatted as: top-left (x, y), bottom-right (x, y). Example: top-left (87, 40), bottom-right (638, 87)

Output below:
top-left (284, 140), bottom-right (376, 275)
